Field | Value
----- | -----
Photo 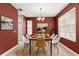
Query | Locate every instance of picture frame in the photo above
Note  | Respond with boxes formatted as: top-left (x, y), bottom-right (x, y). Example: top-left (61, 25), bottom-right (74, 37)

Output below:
top-left (0, 16), bottom-right (13, 30)
top-left (37, 23), bottom-right (48, 31)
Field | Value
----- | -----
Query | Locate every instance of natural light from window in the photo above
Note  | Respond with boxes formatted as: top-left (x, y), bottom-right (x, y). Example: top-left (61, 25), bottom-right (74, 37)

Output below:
top-left (58, 7), bottom-right (76, 42)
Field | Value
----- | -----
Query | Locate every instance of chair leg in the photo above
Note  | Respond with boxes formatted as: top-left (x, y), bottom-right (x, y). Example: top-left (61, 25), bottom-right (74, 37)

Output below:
top-left (53, 43), bottom-right (56, 48)
top-left (53, 43), bottom-right (59, 54)
top-left (36, 47), bottom-right (39, 55)
top-left (27, 44), bottom-right (29, 48)
top-left (23, 43), bottom-right (26, 53)
top-left (43, 47), bottom-right (46, 56)
top-left (56, 44), bottom-right (59, 54)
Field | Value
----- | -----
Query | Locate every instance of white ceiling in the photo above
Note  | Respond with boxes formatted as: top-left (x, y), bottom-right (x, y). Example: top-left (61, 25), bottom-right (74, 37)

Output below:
top-left (11, 3), bottom-right (69, 17)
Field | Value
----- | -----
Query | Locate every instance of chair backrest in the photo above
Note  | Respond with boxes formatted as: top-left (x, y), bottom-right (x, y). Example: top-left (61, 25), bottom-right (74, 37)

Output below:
top-left (52, 34), bottom-right (58, 40)
top-left (22, 35), bottom-right (26, 42)
top-left (52, 36), bottom-right (61, 43)
top-left (28, 34), bottom-right (32, 39)
top-left (51, 33), bottom-right (55, 38)
top-left (36, 39), bottom-right (46, 48)
top-left (26, 34), bottom-right (30, 39)
top-left (22, 35), bottom-right (29, 43)
top-left (56, 36), bottom-right (61, 43)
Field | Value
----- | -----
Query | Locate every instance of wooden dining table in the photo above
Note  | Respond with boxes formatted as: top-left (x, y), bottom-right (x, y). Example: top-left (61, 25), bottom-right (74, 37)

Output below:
top-left (29, 34), bottom-right (52, 56)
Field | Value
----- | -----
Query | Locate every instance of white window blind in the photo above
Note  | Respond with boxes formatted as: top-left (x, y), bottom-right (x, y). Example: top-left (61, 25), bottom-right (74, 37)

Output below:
top-left (58, 7), bottom-right (76, 42)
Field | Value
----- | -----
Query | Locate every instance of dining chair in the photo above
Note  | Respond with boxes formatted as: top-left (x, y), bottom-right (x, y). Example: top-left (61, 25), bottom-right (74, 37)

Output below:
top-left (36, 38), bottom-right (46, 55)
top-left (51, 33), bottom-right (55, 38)
top-left (52, 34), bottom-right (58, 41)
top-left (52, 35), bottom-right (61, 54)
top-left (21, 35), bottom-right (29, 53)
top-left (26, 34), bottom-right (30, 39)
top-left (26, 34), bottom-right (36, 49)
top-left (47, 33), bottom-right (56, 46)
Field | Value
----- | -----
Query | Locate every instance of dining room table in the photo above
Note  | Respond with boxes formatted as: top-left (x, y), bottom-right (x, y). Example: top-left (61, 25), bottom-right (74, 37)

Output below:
top-left (29, 33), bottom-right (52, 56)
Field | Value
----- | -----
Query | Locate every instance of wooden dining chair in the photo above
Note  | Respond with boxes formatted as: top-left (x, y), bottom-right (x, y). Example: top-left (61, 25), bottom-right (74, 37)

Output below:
top-left (36, 38), bottom-right (46, 55)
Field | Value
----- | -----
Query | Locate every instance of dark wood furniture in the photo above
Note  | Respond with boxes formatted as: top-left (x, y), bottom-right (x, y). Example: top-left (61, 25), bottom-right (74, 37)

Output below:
top-left (29, 34), bottom-right (52, 56)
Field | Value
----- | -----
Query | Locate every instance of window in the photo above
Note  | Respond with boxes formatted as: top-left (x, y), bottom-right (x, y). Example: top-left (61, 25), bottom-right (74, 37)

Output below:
top-left (58, 7), bottom-right (76, 42)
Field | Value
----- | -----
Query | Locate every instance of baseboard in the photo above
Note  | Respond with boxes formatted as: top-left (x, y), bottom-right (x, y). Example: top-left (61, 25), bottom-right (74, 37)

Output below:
top-left (59, 42), bottom-right (79, 56)
top-left (1, 45), bottom-right (18, 56)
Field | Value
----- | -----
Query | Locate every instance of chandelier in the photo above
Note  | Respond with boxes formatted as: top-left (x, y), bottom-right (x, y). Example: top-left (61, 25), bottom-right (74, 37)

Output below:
top-left (37, 8), bottom-right (45, 21)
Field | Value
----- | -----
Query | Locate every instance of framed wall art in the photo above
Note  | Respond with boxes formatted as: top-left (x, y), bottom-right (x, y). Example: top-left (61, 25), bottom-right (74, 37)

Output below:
top-left (0, 16), bottom-right (13, 30)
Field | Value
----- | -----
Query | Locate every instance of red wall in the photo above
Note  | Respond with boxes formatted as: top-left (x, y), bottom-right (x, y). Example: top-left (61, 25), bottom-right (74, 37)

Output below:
top-left (53, 17), bottom-right (58, 34)
top-left (57, 3), bottom-right (79, 54)
top-left (25, 17), bottom-right (57, 34)
top-left (0, 3), bottom-right (18, 55)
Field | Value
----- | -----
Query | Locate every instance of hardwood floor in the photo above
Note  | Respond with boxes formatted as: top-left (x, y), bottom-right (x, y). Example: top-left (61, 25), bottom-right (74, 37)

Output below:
top-left (3, 42), bottom-right (78, 56)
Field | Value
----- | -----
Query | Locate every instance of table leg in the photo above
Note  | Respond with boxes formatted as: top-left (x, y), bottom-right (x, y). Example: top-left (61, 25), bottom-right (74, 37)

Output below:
top-left (50, 40), bottom-right (52, 56)
top-left (29, 40), bottom-right (31, 55)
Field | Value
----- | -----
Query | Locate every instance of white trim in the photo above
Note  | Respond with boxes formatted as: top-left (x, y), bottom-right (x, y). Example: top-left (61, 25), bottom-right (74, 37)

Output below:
top-left (59, 42), bottom-right (79, 56)
top-left (1, 45), bottom-right (18, 56)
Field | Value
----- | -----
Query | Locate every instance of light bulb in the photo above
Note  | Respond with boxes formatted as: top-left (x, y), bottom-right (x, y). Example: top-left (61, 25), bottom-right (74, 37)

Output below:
top-left (42, 17), bottom-right (45, 21)
top-left (37, 17), bottom-right (41, 21)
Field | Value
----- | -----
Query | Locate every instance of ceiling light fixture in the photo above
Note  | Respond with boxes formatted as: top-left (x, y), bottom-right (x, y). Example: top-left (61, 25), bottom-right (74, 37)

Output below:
top-left (18, 8), bottom-right (23, 11)
top-left (37, 8), bottom-right (45, 21)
